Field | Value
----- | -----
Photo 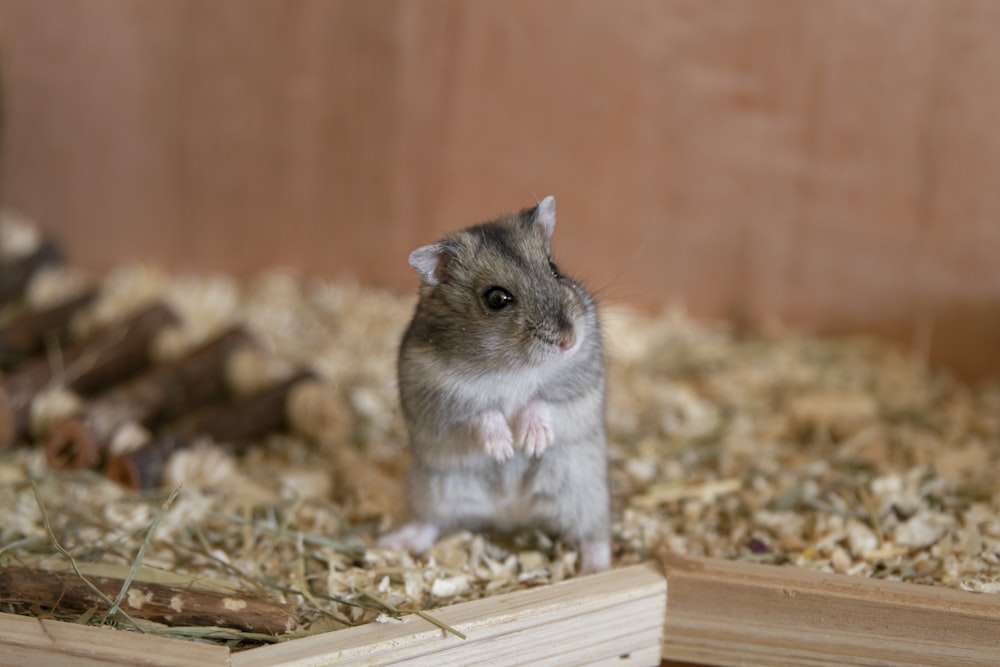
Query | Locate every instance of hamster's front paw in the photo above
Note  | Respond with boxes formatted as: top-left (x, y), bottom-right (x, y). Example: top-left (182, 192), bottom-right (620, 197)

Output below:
top-left (476, 409), bottom-right (515, 461)
top-left (515, 400), bottom-right (553, 457)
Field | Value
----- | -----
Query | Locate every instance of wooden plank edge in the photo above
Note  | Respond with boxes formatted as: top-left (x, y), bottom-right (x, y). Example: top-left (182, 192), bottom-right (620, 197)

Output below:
top-left (660, 552), bottom-right (1000, 667)
top-left (0, 611), bottom-right (229, 667)
top-left (233, 562), bottom-right (667, 667)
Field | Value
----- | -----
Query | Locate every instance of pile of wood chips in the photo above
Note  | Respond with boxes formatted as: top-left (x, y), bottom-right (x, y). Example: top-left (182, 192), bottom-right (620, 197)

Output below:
top-left (1, 244), bottom-right (998, 647)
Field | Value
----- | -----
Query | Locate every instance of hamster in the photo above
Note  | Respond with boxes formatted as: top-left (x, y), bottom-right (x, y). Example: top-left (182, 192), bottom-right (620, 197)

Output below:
top-left (378, 195), bottom-right (611, 574)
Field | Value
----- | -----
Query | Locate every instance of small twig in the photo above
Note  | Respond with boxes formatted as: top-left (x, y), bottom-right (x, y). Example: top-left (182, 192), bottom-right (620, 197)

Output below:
top-left (173, 525), bottom-right (271, 596)
top-left (144, 624), bottom-right (281, 644)
top-left (359, 589), bottom-right (467, 640)
top-left (30, 480), bottom-right (143, 630)
top-left (102, 486), bottom-right (181, 624)
top-left (289, 572), bottom-right (326, 612)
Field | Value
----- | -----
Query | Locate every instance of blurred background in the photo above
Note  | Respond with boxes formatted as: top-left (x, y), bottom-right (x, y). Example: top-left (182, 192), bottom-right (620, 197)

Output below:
top-left (0, 0), bottom-right (998, 377)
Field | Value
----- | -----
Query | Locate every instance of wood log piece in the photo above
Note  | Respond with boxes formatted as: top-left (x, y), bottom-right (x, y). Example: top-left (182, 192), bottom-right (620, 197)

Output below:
top-left (106, 370), bottom-right (316, 489)
top-left (46, 326), bottom-right (258, 470)
top-left (0, 238), bottom-right (62, 306)
top-left (58, 302), bottom-right (182, 395)
top-left (0, 288), bottom-right (98, 369)
top-left (0, 301), bottom-right (180, 448)
top-left (0, 566), bottom-right (297, 635)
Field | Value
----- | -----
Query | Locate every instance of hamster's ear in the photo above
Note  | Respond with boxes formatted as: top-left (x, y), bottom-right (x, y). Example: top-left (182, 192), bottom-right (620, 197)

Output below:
top-left (528, 195), bottom-right (556, 241)
top-left (409, 241), bottom-right (459, 286)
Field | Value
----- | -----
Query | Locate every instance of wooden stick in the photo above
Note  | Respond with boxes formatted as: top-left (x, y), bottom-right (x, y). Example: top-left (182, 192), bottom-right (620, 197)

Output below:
top-left (232, 563), bottom-right (666, 667)
top-left (0, 238), bottom-right (62, 307)
top-left (0, 301), bottom-right (180, 447)
top-left (0, 612), bottom-right (229, 667)
top-left (659, 552), bottom-right (1000, 667)
top-left (57, 302), bottom-right (181, 395)
top-left (172, 369), bottom-right (315, 443)
top-left (0, 566), bottom-right (296, 635)
top-left (0, 288), bottom-right (98, 369)
top-left (105, 370), bottom-right (316, 489)
top-left (45, 326), bottom-right (257, 470)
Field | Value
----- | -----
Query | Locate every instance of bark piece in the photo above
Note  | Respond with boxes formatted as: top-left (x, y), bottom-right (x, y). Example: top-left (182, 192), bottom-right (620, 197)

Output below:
top-left (0, 288), bottom-right (98, 368)
top-left (46, 326), bottom-right (257, 470)
top-left (0, 566), bottom-right (296, 635)
top-left (106, 370), bottom-right (316, 489)
top-left (0, 239), bottom-right (62, 306)
top-left (0, 302), bottom-right (180, 447)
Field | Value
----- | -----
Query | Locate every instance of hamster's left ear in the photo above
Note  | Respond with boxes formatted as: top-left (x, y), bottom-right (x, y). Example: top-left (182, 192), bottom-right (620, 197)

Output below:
top-left (527, 195), bottom-right (556, 241)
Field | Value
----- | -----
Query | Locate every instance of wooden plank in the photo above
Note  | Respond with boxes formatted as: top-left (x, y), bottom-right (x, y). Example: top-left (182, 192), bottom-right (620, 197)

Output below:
top-left (0, 612), bottom-right (228, 667)
top-left (661, 553), bottom-right (1000, 667)
top-left (233, 563), bottom-right (666, 667)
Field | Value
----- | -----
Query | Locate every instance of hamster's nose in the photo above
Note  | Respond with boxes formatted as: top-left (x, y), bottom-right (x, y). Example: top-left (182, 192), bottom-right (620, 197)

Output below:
top-left (558, 329), bottom-right (576, 351)
top-left (555, 313), bottom-right (577, 351)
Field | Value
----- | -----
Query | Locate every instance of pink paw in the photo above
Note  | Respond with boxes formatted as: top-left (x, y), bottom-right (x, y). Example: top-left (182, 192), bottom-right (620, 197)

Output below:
top-left (377, 522), bottom-right (439, 554)
top-left (476, 409), bottom-right (514, 461)
top-left (578, 539), bottom-right (611, 574)
top-left (515, 401), bottom-right (553, 458)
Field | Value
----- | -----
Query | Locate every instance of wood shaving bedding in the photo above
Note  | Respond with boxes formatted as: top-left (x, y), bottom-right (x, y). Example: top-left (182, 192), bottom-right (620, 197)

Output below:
top-left (1, 263), bottom-right (998, 647)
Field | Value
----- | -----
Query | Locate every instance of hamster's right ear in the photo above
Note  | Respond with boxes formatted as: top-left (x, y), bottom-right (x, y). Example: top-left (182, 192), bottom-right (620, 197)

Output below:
top-left (529, 195), bottom-right (556, 241)
top-left (409, 240), bottom-right (460, 286)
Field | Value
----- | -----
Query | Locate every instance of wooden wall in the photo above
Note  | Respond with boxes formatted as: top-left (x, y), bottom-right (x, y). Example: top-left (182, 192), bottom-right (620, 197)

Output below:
top-left (1, 1), bottom-right (999, 378)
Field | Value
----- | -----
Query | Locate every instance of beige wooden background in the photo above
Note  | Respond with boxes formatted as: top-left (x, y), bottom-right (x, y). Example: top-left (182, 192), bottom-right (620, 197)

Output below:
top-left (0, 1), bottom-right (999, 378)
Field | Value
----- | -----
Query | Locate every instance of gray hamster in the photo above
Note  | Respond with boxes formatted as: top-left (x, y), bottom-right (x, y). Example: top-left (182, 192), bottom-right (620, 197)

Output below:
top-left (378, 195), bottom-right (611, 574)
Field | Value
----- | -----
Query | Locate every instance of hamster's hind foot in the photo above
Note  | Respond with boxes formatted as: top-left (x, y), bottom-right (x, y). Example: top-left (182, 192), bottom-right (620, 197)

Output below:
top-left (377, 522), bottom-right (439, 554)
top-left (578, 539), bottom-right (611, 574)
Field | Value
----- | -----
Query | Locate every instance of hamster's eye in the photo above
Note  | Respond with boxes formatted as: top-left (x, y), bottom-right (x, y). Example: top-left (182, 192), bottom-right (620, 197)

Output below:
top-left (483, 287), bottom-right (514, 310)
top-left (548, 260), bottom-right (561, 278)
